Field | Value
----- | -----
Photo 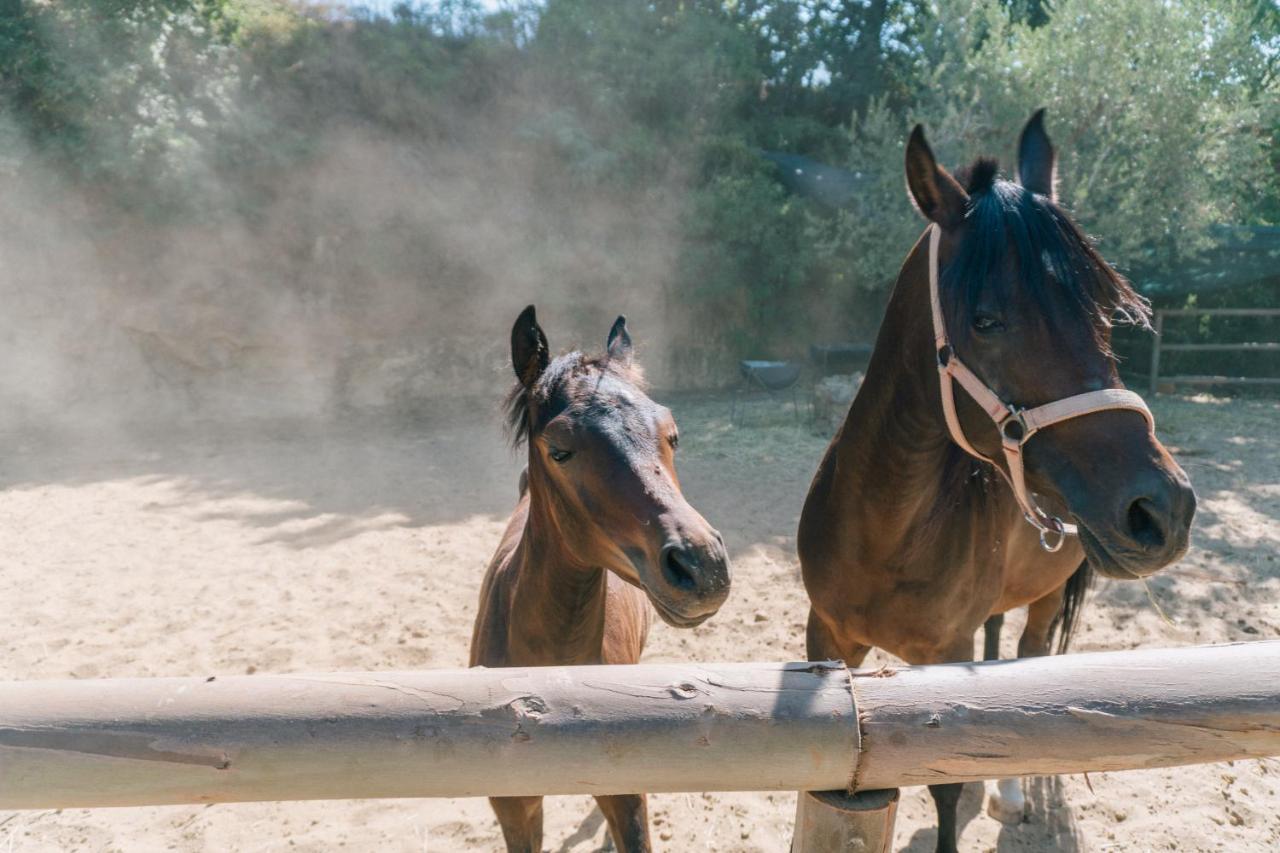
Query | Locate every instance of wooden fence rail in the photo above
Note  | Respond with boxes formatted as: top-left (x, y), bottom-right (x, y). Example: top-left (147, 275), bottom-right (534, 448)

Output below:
top-left (1, 642), bottom-right (1277, 812)
top-left (1149, 308), bottom-right (1280, 393)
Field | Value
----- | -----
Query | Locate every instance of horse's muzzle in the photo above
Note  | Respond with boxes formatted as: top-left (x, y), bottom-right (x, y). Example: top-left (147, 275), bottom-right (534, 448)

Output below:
top-left (1077, 467), bottom-right (1196, 578)
top-left (648, 534), bottom-right (732, 626)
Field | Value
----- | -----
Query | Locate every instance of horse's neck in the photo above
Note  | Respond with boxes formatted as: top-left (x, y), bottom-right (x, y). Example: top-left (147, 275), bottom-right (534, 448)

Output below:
top-left (831, 240), bottom-right (977, 552)
top-left (506, 491), bottom-right (609, 665)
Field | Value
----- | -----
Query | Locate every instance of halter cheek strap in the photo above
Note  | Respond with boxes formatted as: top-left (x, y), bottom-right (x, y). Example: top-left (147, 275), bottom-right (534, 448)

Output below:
top-left (927, 224), bottom-right (1154, 552)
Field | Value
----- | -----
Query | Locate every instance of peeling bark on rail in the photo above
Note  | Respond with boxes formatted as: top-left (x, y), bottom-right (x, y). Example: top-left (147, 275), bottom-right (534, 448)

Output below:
top-left (850, 641), bottom-right (1280, 790)
top-left (1, 643), bottom-right (1278, 810)
top-left (0, 662), bottom-right (857, 809)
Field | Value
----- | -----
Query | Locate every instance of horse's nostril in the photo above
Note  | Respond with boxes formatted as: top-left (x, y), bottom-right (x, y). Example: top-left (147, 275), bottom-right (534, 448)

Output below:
top-left (661, 545), bottom-right (698, 592)
top-left (1126, 497), bottom-right (1166, 550)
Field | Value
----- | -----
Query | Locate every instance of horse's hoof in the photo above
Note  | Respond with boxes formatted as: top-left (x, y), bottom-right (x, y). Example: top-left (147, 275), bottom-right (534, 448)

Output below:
top-left (985, 779), bottom-right (1025, 825)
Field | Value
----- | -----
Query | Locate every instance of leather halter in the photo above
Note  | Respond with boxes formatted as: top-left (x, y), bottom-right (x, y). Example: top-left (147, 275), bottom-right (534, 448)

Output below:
top-left (927, 224), bottom-right (1155, 552)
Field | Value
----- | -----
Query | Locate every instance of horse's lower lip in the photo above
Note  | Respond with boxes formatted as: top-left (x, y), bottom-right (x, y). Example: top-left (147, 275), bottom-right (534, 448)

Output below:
top-left (648, 594), bottom-right (713, 628)
top-left (1076, 523), bottom-right (1142, 580)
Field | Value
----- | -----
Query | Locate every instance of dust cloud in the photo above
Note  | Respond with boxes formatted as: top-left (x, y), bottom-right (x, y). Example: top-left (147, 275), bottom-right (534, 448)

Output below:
top-left (0, 10), bottom-right (690, 434)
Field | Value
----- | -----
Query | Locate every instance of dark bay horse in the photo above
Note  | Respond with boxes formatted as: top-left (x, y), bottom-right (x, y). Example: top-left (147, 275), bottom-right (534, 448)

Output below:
top-left (470, 305), bottom-right (732, 853)
top-left (798, 112), bottom-right (1196, 852)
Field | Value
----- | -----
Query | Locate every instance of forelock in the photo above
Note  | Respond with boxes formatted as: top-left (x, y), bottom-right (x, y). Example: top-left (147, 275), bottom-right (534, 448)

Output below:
top-left (504, 350), bottom-right (648, 448)
top-left (939, 175), bottom-right (1150, 351)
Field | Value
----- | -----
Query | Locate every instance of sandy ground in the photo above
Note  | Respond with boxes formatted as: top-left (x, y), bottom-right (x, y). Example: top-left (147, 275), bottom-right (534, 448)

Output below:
top-left (1, 391), bottom-right (1278, 852)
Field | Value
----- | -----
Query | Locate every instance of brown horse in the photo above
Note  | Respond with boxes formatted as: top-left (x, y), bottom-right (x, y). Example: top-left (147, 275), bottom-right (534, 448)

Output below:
top-left (798, 112), bottom-right (1196, 852)
top-left (470, 305), bottom-right (732, 853)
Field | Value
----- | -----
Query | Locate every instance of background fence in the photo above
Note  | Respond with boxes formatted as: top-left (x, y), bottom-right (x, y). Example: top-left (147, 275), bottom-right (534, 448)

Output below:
top-left (1148, 308), bottom-right (1280, 393)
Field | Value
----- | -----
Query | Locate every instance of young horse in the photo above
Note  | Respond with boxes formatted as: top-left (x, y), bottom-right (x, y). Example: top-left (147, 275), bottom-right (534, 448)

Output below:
top-left (798, 112), bottom-right (1196, 853)
top-left (471, 305), bottom-right (732, 853)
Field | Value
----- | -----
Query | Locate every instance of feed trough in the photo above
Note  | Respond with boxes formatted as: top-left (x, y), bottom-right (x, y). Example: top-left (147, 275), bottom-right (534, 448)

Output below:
top-left (733, 360), bottom-right (803, 424)
top-left (739, 359), bottom-right (803, 390)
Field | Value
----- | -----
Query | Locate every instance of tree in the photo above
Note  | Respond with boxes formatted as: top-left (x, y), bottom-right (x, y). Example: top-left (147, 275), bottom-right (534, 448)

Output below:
top-left (819, 0), bottom-right (1278, 300)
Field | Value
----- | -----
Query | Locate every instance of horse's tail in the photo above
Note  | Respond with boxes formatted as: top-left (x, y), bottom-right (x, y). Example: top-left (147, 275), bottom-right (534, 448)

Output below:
top-left (1049, 560), bottom-right (1093, 655)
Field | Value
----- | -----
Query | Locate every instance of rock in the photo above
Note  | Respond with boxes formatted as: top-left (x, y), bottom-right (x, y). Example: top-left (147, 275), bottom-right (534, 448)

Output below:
top-left (811, 373), bottom-right (863, 437)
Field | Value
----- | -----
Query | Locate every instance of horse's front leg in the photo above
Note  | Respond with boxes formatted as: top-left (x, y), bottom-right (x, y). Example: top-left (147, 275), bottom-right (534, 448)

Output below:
top-left (982, 612), bottom-right (1003, 661)
top-left (595, 793), bottom-right (651, 852)
top-left (924, 633), bottom-right (982, 853)
top-left (489, 795), bottom-right (544, 853)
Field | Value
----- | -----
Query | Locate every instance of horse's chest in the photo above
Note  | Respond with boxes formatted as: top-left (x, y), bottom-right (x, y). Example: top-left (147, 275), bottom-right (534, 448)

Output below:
top-left (888, 560), bottom-right (999, 619)
top-left (829, 551), bottom-right (1003, 655)
top-left (483, 570), bottom-right (646, 669)
top-left (992, 538), bottom-right (1086, 612)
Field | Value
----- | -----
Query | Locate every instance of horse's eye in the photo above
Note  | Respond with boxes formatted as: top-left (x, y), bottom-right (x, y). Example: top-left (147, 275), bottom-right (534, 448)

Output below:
top-left (973, 313), bottom-right (1005, 334)
top-left (548, 447), bottom-right (573, 464)
top-left (668, 433), bottom-right (680, 450)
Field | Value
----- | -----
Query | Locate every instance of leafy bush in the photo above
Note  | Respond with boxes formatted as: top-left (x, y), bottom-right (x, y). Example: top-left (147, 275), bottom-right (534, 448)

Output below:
top-left (0, 0), bottom-right (1274, 394)
top-left (820, 0), bottom-right (1277, 301)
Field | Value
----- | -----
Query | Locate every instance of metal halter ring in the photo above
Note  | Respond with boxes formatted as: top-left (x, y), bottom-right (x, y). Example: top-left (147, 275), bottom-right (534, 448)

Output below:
top-left (1000, 409), bottom-right (1029, 444)
top-left (1038, 517), bottom-right (1067, 553)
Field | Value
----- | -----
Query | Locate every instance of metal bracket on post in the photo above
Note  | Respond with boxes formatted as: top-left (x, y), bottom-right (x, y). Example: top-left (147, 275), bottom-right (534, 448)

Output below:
top-left (792, 788), bottom-right (900, 853)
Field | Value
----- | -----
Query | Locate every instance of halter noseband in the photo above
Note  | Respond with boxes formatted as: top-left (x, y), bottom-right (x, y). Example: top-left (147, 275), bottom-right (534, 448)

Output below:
top-left (927, 224), bottom-right (1154, 552)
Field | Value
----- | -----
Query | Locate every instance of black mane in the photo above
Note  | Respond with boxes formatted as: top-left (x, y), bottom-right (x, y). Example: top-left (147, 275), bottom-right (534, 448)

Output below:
top-left (940, 164), bottom-right (1150, 350)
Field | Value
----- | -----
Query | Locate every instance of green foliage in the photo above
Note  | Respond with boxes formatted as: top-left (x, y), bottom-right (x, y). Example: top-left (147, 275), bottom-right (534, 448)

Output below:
top-left (681, 141), bottom-right (816, 355)
top-left (807, 96), bottom-right (918, 296)
top-left (821, 0), bottom-right (1278, 299)
top-left (0, 1), bottom-right (242, 212)
top-left (1, 0), bottom-right (1275, 378)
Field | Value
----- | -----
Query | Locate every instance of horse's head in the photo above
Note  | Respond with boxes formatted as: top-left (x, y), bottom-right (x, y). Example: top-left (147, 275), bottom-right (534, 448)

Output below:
top-left (904, 111), bottom-right (1195, 579)
top-left (506, 305), bottom-right (731, 626)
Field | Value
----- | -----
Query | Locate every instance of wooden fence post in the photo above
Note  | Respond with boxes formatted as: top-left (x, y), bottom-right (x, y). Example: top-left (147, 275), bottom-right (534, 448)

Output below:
top-left (792, 788), bottom-right (899, 853)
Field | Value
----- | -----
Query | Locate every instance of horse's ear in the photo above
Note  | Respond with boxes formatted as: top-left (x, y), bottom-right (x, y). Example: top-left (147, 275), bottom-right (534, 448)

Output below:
top-left (1017, 108), bottom-right (1056, 200)
top-left (905, 125), bottom-right (968, 230)
top-left (511, 304), bottom-right (549, 389)
top-left (606, 315), bottom-right (633, 366)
